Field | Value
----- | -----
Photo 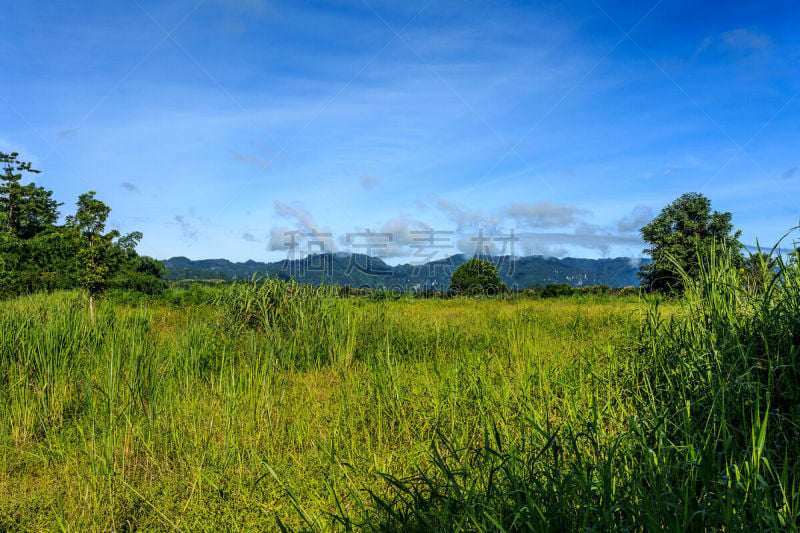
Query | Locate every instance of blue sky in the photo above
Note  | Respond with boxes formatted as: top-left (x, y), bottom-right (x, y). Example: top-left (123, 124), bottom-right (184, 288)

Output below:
top-left (2, 0), bottom-right (799, 263)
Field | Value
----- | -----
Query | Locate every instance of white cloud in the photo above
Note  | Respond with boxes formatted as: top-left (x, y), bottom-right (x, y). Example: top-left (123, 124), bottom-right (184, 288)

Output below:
top-left (274, 201), bottom-right (318, 231)
top-left (267, 226), bottom-right (292, 251)
top-left (517, 231), bottom-right (642, 258)
top-left (268, 202), bottom-right (335, 254)
top-left (379, 217), bottom-right (432, 257)
top-left (616, 205), bottom-right (653, 233)
top-left (503, 200), bottom-right (589, 228)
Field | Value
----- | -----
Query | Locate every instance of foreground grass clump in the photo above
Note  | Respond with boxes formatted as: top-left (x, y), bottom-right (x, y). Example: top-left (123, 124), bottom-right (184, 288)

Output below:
top-left (0, 245), bottom-right (798, 530)
top-left (318, 246), bottom-right (800, 531)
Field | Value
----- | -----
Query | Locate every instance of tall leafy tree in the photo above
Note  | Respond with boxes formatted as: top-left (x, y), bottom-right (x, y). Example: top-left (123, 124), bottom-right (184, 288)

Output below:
top-left (639, 192), bottom-right (742, 293)
top-left (67, 191), bottom-right (119, 321)
top-left (0, 152), bottom-right (60, 238)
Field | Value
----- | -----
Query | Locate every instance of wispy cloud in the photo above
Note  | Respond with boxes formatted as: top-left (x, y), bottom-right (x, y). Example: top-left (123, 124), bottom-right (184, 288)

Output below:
top-left (242, 231), bottom-right (258, 242)
top-left (693, 28), bottom-right (772, 60)
top-left (517, 231), bottom-right (642, 258)
top-left (121, 181), bottom-right (139, 193)
top-left (719, 28), bottom-right (772, 53)
top-left (231, 150), bottom-right (271, 170)
top-left (274, 202), bottom-right (318, 232)
top-left (360, 173), bottom-right (378, 190)
top-left (435, 197), bottom-right (500, 231)
top-left (215, 0), bottom-right (276, 17)
top-left (311, 199), bottom-right (649, 260)
top-left (268, 201), bottom-right (335, 253)
top-left (503, 200), bottom-right (589, 228)
top-left (174, 215), bottom-right (199, 240)
top-left (616, 205), bottom-right (653, 233)
top-left (4, 2), bottom-right (795, 262)
top-left (379, 217), bottom-right (433, 258)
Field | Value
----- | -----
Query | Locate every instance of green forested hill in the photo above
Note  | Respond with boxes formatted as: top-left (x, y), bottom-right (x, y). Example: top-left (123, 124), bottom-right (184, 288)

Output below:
top-left (162, 253), bottom-right (646, 288)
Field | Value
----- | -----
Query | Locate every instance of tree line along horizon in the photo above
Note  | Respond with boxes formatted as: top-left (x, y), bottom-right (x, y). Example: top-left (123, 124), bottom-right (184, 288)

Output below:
top-left (0, 152), bottom-right (166, 315)
top-left (0, 150), bottom-right (777, 303)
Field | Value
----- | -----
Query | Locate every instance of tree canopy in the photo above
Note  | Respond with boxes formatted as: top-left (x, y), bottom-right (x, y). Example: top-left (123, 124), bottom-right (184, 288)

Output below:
top-left (1, 152), bottom-right (61, 239)
top-left (638, 192), bottom-right (742, 293)
top-left (450, 258), bottom-right (507, 295)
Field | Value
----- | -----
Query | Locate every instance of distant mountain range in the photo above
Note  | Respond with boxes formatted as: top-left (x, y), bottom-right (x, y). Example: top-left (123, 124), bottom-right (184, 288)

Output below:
top-left (161, 253), bottom-right (648, 289)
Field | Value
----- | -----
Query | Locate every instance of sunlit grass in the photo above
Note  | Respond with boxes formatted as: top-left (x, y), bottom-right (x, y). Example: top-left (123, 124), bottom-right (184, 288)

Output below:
top-left (1, 245), bottom-right (798, 530)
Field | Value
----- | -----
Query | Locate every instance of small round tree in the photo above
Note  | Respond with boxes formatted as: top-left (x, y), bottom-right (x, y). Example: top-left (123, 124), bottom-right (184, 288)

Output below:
top-left (449, 258), bottom-right (507, 295)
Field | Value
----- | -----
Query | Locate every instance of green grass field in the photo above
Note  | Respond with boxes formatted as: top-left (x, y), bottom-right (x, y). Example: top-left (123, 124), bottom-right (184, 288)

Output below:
top-left (1, 249), bottom-right (799, 531)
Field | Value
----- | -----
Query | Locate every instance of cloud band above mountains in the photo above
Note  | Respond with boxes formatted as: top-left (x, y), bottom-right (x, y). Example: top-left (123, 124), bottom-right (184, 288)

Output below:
top-left (257, 199), bottom-right (651, 262)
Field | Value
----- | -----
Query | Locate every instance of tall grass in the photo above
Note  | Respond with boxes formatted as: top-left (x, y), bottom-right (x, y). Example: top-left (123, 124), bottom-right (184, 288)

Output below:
top-left (306, 243), bottom-right (800, 531)
top-left (0, 242), bottom-right (798, 530)
top-left (626, 243), bottom-right (800, 529)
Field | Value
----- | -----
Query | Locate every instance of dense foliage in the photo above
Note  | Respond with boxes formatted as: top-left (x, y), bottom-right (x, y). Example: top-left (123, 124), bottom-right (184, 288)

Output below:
top-left (638, 192), bottom-right (743, 292)
top-left (0, 152), bottom-right (165, 299)
top-left (449, 257), bottom-right (508, 294)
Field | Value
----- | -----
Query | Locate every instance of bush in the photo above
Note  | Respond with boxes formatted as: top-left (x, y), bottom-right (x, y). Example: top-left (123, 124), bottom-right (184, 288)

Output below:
top-left (539, 283), bottom-right (574, 298)
top-left (108, 271), bottom-right (166, 295)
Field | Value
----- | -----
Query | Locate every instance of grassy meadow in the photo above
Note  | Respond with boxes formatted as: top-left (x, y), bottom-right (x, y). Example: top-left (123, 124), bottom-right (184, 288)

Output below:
top-left (1, 248), bottom-right (799, 531)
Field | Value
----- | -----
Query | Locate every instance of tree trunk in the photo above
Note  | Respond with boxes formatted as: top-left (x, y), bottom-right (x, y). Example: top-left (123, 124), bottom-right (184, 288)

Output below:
top-left (89, 294), bottom-right (95, 324)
